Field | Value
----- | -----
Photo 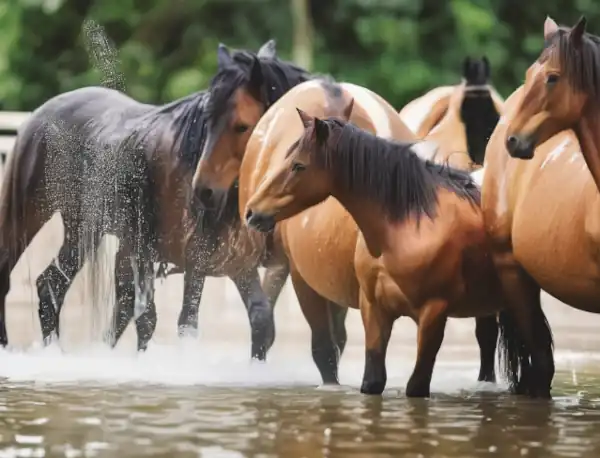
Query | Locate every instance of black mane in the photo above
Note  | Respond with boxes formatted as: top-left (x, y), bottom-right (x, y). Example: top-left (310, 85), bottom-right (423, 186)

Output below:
top-left (459, 56), bottom-right (500, 166)
top-left (544, 27), bottom-right (600, 101)
top-left (206, 49), bottom-right (312, 126)
top-left (148, 91), bottom-right (209, 168)
top-left (308, 121), bottom-right (480, 223)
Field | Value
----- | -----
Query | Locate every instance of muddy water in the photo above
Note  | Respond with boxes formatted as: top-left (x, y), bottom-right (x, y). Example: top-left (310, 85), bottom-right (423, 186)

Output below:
top-left (1, 216), bottom-right (600, 457)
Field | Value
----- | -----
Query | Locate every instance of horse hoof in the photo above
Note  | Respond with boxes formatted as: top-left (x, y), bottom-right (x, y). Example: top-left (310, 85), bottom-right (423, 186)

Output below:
top-left (405, 381), bottom-right (431, 398)
top-left (360, 380), bottom-right (385, 395)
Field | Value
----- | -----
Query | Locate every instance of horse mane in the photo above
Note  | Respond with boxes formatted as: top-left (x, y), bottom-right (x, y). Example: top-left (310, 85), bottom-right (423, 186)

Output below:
top-left (206, 49), bottom-right (312, 123)
top-left (544, 27), bottom-right (600, 101)
top-left (121, 90), bottom-right (209, 169)
top-left (307, 121), bottom-right (480, 223)
top-left (460, 56), bottom-right (500, 165)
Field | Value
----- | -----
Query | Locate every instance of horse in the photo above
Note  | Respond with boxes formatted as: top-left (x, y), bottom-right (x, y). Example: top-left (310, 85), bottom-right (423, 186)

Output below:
top-left (243, 101), bottom-right (527, 397)
top-left (0, 40), bottom-right (306, 360)
top-left (399, 56), bottom-right (505, 382)
top-left (400, 56), bottom-right (504, 170)
top-left (193, 75), bottom-right (520, 390)
top-left (481, 15), bottom-right (600, 397)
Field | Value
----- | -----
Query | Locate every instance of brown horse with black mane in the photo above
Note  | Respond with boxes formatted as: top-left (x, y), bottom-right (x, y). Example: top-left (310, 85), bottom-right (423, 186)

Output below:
top-left (244, 103), bottom-right (529, 397)
top-left (399, 56), bottom-right (505, 383)
top-left (0, 40), bottom-right (308, 360)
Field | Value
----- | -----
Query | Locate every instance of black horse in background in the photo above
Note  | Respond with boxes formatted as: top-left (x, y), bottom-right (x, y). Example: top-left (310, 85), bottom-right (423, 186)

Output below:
top-left (0, 36), bottom-right (311, 359)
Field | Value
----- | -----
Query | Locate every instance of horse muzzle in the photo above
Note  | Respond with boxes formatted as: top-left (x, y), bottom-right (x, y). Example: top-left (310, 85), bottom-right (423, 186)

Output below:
top-left (505, 134), bottom-right (535, 160)
top-left (245, 209), bottom-right (276, 233)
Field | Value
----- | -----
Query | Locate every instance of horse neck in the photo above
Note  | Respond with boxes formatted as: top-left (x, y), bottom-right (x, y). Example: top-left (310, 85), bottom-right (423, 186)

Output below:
top-left (575, 105), bottom-right (600, 193)
top-left (328, 180), bottom-right (389, 258)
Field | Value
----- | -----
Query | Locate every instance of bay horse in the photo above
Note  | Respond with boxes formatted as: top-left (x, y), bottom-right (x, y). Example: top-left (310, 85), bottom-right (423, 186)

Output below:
top-left (243, 102), bottom-right (527, 397)
top-left (0, 40), bottom-right (308, 360)
top-left (399, 56), bottom-right (505, 382)
top-left (194, 76), bottom-right (521, 389)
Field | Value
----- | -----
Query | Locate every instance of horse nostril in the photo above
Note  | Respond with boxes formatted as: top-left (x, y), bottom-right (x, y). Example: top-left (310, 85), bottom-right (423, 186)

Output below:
top-left (245, 209), bottom-right (254, 222)
top-left (506, 135), bottom-right (518, 152)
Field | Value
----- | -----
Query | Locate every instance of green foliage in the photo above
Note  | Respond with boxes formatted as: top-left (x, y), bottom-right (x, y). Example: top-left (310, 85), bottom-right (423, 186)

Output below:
top-left (0, 0), bottom-right (596, 111)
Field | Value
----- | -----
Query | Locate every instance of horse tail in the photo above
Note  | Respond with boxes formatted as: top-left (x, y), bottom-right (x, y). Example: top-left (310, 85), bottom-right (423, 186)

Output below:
top-left (0, 116), bottom-right (45, 272)
top-left (496, 310), bottom-right (528, 392)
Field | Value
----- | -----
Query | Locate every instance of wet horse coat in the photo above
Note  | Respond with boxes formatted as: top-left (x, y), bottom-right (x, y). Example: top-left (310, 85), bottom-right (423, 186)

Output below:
top-left (0, 41), bottom-right (306, 359)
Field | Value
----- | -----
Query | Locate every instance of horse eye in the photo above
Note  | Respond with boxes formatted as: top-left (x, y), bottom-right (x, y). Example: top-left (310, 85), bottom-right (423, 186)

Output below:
top-left (291, 162), bottom-right (306, 172)
top-left (234, 124), bottom-right (249, 134)
top-left (546, 74), bottom-right (560, 86)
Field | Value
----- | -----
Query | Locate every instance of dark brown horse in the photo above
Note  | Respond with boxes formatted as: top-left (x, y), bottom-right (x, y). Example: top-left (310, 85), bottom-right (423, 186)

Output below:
top-left (0, 40), bottom-right (309, 360)
top-left (244, 106), bottom-right (530, 397)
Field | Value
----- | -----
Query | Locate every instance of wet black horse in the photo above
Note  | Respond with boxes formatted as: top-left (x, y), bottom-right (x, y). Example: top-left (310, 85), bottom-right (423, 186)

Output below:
top-left (0, 39), bottom-right (310, 358)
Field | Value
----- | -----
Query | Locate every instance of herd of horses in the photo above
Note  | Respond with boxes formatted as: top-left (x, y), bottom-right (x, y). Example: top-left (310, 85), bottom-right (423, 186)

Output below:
top-left (0, 15), bottom-right (596, 398)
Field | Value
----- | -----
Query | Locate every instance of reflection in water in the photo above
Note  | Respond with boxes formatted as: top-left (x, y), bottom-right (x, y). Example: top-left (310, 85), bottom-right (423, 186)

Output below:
top-left (1, 372), bottom-right (600, 457)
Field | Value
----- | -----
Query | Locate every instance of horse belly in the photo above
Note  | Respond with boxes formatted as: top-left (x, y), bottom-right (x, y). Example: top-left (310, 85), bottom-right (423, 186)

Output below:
top-left (281, 198), bottom-right (359, 308)
top-left (512, 192), bottom-right (600, 313)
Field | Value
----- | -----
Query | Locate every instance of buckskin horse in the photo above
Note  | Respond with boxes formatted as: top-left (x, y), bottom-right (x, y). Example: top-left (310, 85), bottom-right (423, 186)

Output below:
top-left (192, 75), bottom-right (522, 389)
top-left (243, 98), bottom-right (527, 397)
top-left (0, 40), bottom-right (308, 360)
top-left (480, 15), bottom-right (600, 397)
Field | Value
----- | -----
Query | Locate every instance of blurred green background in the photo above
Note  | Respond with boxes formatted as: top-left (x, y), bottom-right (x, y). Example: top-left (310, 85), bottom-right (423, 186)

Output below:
top-left (0, 0), bottom-right (595, 111)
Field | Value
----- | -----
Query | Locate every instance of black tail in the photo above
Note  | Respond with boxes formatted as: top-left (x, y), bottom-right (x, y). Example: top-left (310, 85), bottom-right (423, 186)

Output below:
top-left (497, 311), bottom-right (529, 392)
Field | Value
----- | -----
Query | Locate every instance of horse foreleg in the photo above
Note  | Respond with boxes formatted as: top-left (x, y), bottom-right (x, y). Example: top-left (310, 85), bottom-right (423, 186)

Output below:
top-left (359, 290), bottom-right (394, 395)
top-left (232, 268), bottom-right (275, 361)
top-left (105, 244), bottom-right (135, 348)
top-left (178, 265), bottom-right (205, 339)
top-left (131, 254), bottom-right (157, 352)
top-left (36, 223), bottom-right (84, 345)
top-left (290, 269), bottom-right (340, 384)
top-left (261, 262), bottom-right (289, 309)
top-left (475, 315), bottom-right (499, 383)
top-left (405, 299), bottom-right (448, 398)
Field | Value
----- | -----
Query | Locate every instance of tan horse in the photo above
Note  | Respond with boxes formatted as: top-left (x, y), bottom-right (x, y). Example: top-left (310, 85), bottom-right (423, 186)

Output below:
top-left (244, 104), bottom-right (527, 397)
top-left (399, 57), bottom-right (504, 169)
top-left (482, 16), bottom-right (600, 397)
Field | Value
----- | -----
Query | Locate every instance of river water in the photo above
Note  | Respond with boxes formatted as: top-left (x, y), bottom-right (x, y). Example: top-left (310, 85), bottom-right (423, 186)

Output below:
top-left (1, 216), bottom-right (600, 457)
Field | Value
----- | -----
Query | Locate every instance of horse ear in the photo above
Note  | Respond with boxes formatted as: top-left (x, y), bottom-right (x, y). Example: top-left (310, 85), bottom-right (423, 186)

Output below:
top-left (296, 108), bottom-right (314, 129)
top-left (257, 39), bottom-right (277, 59)
top-left (248, 57), bottom-right (263, 93)
top-left (313, 118), bottom-right (330, 145)
top-left (217, 43), bottom-right (232, 68)
top-left (544, 16), bottom-right (559, 41)
top-left (342, 98), bottom-right (354, 121)
top-left (569, 16), bottom-right (587, 48)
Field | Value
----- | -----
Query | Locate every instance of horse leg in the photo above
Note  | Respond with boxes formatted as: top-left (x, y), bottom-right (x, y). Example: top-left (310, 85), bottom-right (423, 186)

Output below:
top-left (232, 268), bottom-right (275, 361)
top-left (105, 244), bottom-right (135, 348)
top-left (35, 222), bottom-right (84, 345)
top-left (359, 291), bottom-right (394, 395)
top-left (261, 262), bottom-right (289, 309)
top-left (177, 264), bottom-right (205, 339)
top-left (131, 253), bottom-right (157, 352)
top-left (475, 315), bottom-right (498, 383)
top-left (405, 300), bottom-right (448, 398)
top-left (330, 302), bottom-right (349, 357)
top-left (290, 269), bottom-right (340, 384)
top-left (500, 271), bottom-right (553, 398)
